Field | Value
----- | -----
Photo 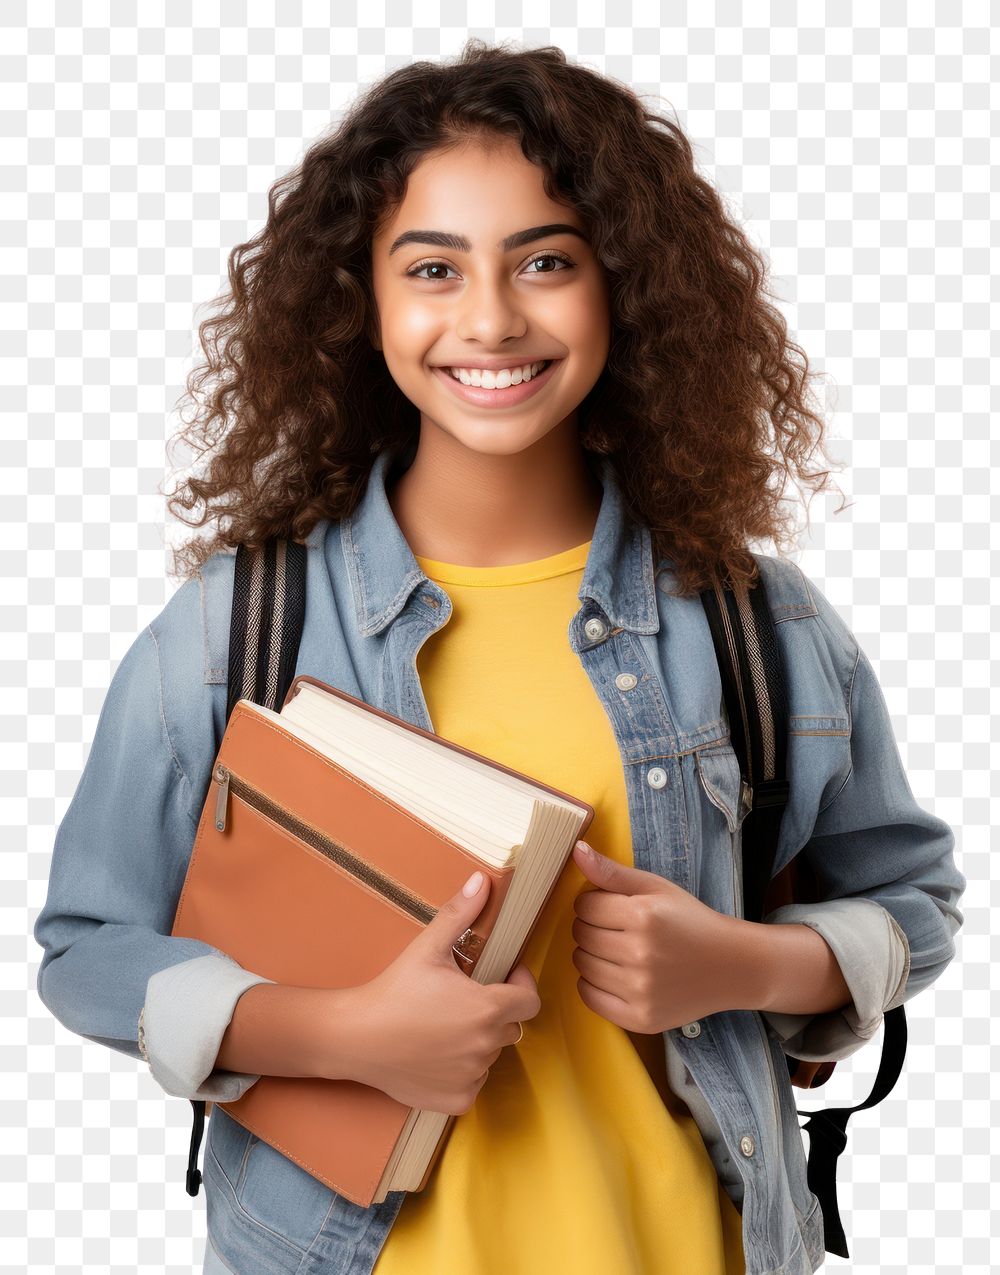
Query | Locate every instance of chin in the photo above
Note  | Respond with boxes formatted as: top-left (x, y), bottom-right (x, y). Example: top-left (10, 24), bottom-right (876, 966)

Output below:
top-left (437, 418), bottom-right (566, 456)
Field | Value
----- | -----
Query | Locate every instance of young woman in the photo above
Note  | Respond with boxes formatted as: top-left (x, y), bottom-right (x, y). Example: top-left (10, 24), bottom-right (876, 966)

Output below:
top-left (34, 40), bottom-right (965, 1275)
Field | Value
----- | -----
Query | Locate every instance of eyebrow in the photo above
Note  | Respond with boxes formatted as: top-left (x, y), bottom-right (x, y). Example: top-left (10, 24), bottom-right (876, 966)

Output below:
top-left (388, 223), bottom-right (589, 257)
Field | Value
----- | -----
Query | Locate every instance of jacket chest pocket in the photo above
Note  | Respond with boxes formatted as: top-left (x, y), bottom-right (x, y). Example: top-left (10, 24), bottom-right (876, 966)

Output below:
top-left (694, 743), bottom-right (751, 918)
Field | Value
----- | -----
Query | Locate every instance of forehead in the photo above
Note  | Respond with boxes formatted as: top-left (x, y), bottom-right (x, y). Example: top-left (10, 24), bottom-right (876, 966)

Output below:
top-left (373, 139), bottom-right (581, 242)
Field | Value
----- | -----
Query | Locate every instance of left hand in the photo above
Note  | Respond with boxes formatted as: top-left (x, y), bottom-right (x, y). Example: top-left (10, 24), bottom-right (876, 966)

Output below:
top-left (571, 841), bottom-right (756, 1034)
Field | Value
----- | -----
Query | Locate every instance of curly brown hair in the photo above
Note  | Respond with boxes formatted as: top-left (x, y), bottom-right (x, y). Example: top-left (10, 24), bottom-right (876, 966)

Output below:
top-left (164, 37), bottom-right (845, 597)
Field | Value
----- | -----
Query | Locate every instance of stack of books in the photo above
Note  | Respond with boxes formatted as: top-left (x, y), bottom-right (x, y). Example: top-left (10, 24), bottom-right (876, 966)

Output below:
top-left (171, 674), bottom-right (594, 1205)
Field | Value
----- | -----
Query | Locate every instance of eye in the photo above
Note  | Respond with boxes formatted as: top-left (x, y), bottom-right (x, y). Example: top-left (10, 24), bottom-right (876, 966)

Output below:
top-left (522, 252), bottom-right (574, 274)
top-left (405, 260), bottom-right (457, 281)
top-left (404, 251), bottom-right (575, 281)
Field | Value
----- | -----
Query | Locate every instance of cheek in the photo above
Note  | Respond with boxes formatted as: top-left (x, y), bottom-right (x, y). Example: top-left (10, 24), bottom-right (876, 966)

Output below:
top-left (556, 290), bottom-right (611, 370)
top-left (383, 310), bottom-right (440, 362)
top-left (371, 273), bottom-right (439, 357)
top-left (560, 329), bottom-right (611, 398)
top-left (378, 319), bottom-right (442, 395)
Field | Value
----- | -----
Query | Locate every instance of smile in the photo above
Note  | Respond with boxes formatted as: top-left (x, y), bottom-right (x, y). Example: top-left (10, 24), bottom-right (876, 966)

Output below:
top-left (431, 358), bottom-right (562, 408)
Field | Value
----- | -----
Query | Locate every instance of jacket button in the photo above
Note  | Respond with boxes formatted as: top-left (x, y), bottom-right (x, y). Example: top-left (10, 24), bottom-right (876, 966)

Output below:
top-left (584, 617), bottom-right (608, 641)
top-left (681, 1021), bottom-right (701, 1038)
top-left (614, 673), bottom-right (638, 691)
top-left (740, 1135), bottom-right (755, 1156)
top-left (646, 767), bottom-right (667, 789)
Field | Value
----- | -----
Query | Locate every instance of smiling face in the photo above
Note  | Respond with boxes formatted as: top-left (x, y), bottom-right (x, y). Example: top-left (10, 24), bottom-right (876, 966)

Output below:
top-left (370, 135), bottom-right (612, 458)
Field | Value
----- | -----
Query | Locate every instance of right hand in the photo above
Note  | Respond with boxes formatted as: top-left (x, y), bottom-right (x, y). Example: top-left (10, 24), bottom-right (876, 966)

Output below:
top-left (333, 871), bottom-right (541, 1115)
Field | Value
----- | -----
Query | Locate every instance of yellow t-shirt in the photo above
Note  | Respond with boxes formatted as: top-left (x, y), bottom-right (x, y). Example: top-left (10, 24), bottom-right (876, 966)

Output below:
top-left (371, 539), bottom-right (745, 1274)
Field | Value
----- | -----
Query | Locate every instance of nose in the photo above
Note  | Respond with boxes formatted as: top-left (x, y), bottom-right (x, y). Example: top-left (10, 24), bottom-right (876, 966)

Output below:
top-left (453, 276), bottom-right (529, 346)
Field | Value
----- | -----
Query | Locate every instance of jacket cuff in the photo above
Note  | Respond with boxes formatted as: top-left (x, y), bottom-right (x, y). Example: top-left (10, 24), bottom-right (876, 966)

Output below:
top-left (139, 952), bottom-right (276, 1101)
top-left (759, 897), bottom-right (910, 1063)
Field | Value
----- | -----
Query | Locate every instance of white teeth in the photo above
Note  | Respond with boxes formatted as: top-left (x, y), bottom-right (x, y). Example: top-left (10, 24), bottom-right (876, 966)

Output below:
top-left (446, 360), bottom-right (550, 389)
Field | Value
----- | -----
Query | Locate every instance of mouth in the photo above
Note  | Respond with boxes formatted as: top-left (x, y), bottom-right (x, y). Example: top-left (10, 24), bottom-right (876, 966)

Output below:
top-left (431, 358), bottom-right (562, 408)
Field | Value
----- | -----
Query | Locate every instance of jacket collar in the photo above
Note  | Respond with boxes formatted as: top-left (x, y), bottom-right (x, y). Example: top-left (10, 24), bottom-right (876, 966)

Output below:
top-left (333, 446), bottom-right (662, 638)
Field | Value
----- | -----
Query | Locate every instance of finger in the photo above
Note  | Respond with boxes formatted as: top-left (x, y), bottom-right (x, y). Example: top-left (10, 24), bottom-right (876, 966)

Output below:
top-left (571, 944), bottom-right (627, 999)
top-left (499, 984), bottom-right (542, 1022)
top-left (426, 870), bottom-right (491, 963)
top-left (575, 973), bottom-right (632, 1030)
top-left (573, 887), bottom-right (631, 929)
top-left (571, 915), bottom-right (631, 963)
top-left (575, 844), bottom-right (666, 897)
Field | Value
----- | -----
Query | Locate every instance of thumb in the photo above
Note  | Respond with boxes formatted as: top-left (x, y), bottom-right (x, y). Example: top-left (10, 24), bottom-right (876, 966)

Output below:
top-left (424, 869), bottom-right (491, 961)
top-left (572, 840), bottom-right (663, 894)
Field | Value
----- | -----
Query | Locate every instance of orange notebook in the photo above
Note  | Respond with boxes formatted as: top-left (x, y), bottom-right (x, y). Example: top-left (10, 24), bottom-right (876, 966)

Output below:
top-left (171, 674), bottom-right (594, 1207)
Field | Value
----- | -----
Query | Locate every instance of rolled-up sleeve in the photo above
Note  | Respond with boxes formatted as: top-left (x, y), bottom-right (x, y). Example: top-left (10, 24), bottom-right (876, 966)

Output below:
top-left (761, 633), bottom-right (966, 1065)
top-left (32, 579), bottom-right (273, 1101)
top-left (139, 952), bottom-right (275, 1101)
top-left (761, 896), bottom-right (910, 1061)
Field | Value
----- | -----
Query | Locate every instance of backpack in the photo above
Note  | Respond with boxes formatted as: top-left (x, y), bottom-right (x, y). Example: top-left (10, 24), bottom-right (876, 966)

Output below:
top-left (700, 576), bottom-right (907, 1259)
top-left (183, 536), bottom-right (905, 1262)
top-left (182, 538), bottom-right (307, 1199)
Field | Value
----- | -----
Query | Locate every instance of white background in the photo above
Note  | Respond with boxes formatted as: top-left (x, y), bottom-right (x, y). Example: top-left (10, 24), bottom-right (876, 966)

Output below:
top-left (9, 5), bottom-right (993, 1272)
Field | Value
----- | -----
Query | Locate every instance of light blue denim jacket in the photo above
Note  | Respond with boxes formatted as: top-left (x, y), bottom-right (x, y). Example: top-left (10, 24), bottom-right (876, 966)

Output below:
top-left (34, 446), bottom-right (965, 1275)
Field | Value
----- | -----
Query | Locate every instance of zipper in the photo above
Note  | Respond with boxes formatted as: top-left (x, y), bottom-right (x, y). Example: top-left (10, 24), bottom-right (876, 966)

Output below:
top-left (213, 764), bottom-right (434, 922)
top-left (213, 765), bottom-right (487, 974)
top-left (210, 763), bottom-right (482, 974)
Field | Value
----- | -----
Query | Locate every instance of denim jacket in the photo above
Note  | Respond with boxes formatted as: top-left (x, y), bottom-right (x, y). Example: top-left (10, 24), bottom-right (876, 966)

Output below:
top-left (34, 446), bottom-right (965, 1275)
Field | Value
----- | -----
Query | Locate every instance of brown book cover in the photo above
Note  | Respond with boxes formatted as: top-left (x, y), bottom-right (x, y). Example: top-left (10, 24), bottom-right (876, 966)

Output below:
top-left (170, 673), bottom-right (595, 1206)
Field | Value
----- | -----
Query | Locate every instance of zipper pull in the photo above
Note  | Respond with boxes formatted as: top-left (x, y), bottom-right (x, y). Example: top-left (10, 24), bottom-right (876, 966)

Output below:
top-left (452, 926), bottom-right (485, 976)
top-left (214, 764), bottom-right (231, 832)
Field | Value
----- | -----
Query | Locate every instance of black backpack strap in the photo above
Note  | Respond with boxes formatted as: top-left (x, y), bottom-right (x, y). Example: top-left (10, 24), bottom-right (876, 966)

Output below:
top-left (700, 566), bottom-right (908, 1260)
top-left (700, 576), bottom-right (790, 922)
top-left (226, 538), bottom-right (308, 720)
top-left (796, 1005), bottom-right (907, 1258)
top-left (185, 537), bottom-right (307, 1197)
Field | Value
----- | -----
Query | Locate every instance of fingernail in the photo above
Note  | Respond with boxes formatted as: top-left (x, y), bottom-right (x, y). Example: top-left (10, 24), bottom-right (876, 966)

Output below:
top-left (576, 841), bottom-right (592, 856)
top-left (463, 871), bottom-right (484, 896)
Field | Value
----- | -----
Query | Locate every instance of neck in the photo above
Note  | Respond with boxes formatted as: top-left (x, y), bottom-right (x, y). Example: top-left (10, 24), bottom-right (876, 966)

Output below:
top-left (386, 424), bottom-right (603, 567)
